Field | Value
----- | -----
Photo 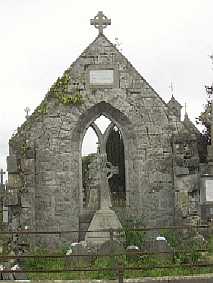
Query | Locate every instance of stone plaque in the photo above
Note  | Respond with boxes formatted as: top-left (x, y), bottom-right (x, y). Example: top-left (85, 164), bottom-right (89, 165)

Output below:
top-left (89, 69), bottom-right (114, 85)
top-left (7, 155), bottom-right (18, 173)
top-left (206, 180), bottom-right (213, 201)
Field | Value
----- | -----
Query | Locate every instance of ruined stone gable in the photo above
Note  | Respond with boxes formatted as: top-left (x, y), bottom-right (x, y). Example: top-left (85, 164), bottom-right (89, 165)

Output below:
top-left (6, 30), bottom-right (200, 245)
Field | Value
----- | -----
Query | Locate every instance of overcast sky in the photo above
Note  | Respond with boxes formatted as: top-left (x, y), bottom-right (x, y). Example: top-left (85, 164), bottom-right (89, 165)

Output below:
top-left (1, 0), bottom-right (213, 173)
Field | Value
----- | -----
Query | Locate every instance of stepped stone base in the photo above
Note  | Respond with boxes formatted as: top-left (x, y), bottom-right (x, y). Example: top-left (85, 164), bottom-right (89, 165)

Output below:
top-left (79, 212), bottom-right (95, 241)
top-left (85, 208), bottom-right (122, 246)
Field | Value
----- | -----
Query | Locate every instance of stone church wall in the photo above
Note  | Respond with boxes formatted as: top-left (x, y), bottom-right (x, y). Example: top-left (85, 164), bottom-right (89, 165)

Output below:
top-left (6, 34), bottom-right (196, 245)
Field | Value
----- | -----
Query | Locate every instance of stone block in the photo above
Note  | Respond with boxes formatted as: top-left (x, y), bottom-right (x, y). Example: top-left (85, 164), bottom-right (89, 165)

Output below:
top-left (143, 239), bottom-right (173, 258)
top-left (201, 204), bottom-right (213, 223)
top-left (175, 166), bottom-right (189, 176)
top-left (8, 174), bottom-right (22, 188)
top-left (64, 242), bottom-right (93, 267)
top-left (4, 190), bottom-right (18, 206)
top-left (7, 156), bottom-right (18, 173)
top-left (20, 159), bottom-right (34, 174)
top-left (98, 239), bottom-right (124, 256)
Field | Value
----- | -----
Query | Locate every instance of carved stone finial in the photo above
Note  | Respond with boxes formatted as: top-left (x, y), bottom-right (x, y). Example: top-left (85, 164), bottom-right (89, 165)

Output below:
top-left (169, 81), bottom-right (174, 96)
top-left (24, 107), bottom-right (30, 120)
top-left (90, 11), bottom-right (111, 34)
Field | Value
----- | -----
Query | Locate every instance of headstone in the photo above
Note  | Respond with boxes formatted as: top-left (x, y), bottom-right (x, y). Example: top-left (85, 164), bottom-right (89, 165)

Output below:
top-left (143, 238), bottom-right (173, 258)
top-left (12, 266), bottom-right (28, 280)
top-left (126, 245), bottom-right (140, 261)
top-left (98, 239), bottom-right (124, 256)
top-left (64, 242), bottom-right (93, 267)
top-left (126, 245), bottom-right (140, 251)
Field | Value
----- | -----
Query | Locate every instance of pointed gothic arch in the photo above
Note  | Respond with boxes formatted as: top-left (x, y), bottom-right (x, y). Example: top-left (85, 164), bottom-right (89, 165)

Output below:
top-left (72, 101), bottom-right (133, 212)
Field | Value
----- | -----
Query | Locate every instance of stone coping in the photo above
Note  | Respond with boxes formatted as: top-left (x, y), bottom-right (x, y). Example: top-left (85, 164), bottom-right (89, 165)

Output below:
top-left (2, 273), bottom-right (213, 283)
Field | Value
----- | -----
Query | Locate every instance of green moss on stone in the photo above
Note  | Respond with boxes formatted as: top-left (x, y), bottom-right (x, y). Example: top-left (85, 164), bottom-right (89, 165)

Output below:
top-left (49, 70), bottom-right (83, 106)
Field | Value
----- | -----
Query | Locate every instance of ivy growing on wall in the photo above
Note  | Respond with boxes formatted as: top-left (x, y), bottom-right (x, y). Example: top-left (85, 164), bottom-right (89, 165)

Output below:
top-left (49, 70), bottom-right (83, 106)
top-left (37, 102), bottom-right (48, 115)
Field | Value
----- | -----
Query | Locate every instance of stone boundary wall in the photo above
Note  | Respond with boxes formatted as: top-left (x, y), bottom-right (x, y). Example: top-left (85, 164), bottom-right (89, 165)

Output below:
top-left (3, 274), bottom-right (213, 283)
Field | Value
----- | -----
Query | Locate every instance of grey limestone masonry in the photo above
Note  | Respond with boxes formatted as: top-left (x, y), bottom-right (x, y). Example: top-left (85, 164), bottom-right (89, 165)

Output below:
top-left (5, 31), bottom-right (201, 246)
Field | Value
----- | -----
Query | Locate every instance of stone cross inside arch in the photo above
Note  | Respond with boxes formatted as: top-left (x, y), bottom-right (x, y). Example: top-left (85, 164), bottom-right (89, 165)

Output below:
top-left (90, 11), bottom-right (111, 34)
top-left (105, 161), bottom-right (119, 180)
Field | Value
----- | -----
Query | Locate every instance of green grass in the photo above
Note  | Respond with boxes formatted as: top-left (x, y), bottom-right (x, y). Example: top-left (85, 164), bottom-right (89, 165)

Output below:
top-left (21, 233), bottom-right (213, 280)
top-left (23, 252), bottom-right (213, 280)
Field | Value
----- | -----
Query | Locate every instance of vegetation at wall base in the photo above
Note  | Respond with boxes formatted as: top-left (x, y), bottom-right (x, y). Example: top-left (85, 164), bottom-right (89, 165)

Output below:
top-left (22, 233), bottom-right (213, 280)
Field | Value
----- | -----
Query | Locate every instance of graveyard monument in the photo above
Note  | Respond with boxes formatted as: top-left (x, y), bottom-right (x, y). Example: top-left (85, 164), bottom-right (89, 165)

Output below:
top-left (4, 12), bottom-right (205, 246)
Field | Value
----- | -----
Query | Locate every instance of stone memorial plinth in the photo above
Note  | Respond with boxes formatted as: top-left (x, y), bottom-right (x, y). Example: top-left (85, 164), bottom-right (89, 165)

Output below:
top-left (85, 208), bottom-right (122, 246)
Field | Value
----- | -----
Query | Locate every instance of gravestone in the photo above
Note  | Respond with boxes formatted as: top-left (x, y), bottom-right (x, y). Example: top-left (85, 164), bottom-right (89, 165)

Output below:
top-left (143, 238), bottom-right (173, 259)
top-left (98, 239), bottom-right (124, 256)
top-left (65, 242), bottom-right (93, 267)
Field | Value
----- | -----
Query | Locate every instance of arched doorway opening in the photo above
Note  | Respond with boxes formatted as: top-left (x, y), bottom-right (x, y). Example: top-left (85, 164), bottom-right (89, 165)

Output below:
top-left (81, 114), bottom-right (126, 209)
top-left (106, 125), bottom-right (126, 207)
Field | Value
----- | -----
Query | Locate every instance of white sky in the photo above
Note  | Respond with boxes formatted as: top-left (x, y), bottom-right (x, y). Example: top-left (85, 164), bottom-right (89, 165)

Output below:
top-left (1, 0), bottom-right (213, 173)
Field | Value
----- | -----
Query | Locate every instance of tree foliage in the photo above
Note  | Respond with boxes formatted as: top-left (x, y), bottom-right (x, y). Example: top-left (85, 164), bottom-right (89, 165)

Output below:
top-left (196, 99), bottom-right (211, 163)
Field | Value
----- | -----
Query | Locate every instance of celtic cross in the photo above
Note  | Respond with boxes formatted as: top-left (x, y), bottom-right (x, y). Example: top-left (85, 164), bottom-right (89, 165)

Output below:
top-left (97, 153), bottom-right (118, 210)
top-left (90, 11), bottom-right (111, 34)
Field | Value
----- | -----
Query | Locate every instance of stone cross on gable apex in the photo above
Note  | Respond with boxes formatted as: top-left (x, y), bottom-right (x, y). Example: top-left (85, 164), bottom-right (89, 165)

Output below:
top-left (90, 11), bottom-right (111, 34)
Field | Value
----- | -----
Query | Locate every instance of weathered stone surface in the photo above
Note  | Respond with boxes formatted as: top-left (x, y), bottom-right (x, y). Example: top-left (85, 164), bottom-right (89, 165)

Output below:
top-left (85, 209), bottom-right (122, 246)
top-left (98, 239), bottom-right (124, 256)
top-left (4, 190), bottom-right (18, 206)
top-left (143, 239), bottom-right (173, 258)
top-left (7, 156), bottom-right (18, 173)
top-left (65, 242), bottom-right (93, 267)
top-left (6, 20), bottom-right (201, 246)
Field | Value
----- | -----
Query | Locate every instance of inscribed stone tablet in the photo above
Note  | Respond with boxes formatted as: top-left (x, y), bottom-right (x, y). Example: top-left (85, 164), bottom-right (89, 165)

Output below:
top-left (89, 70), bottom-right (114, 85)
top-left (206, 180), bottom-right (213, 201)
top-left (7, 155), bottom-right (18, 173)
